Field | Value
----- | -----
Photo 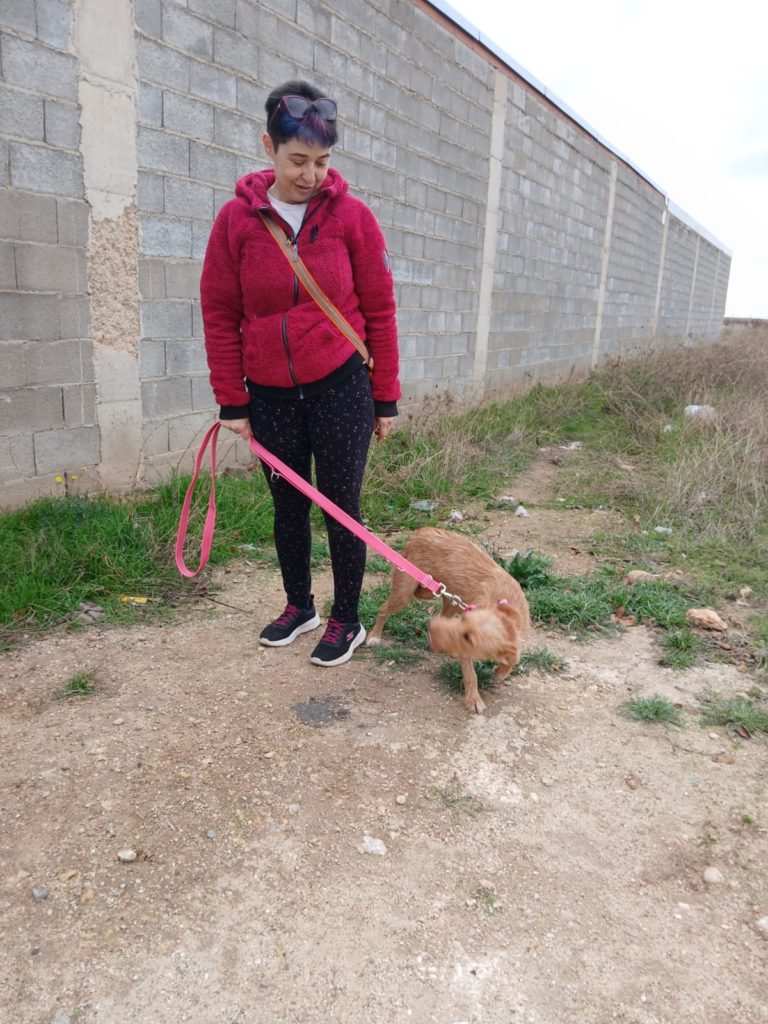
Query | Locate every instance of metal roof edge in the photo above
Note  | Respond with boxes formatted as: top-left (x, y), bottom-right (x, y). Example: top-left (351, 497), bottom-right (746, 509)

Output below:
top-left (426, 0), bottom-right (732, 256)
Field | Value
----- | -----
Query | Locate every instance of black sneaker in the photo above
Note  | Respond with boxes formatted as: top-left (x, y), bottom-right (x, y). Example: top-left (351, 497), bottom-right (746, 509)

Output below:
top-left (309, 619), bottom-right (366, 667)
top-left (259, 604), bottom-right (321, 647)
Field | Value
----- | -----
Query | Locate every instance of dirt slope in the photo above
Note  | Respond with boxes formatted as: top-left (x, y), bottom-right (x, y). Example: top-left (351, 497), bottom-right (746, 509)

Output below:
top-left (1, 453), bottom-right (766, 1024)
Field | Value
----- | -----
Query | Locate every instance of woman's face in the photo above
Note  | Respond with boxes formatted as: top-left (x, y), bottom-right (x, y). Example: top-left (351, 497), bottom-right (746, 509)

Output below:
top-left (263, 133), bottom-right (331, 204)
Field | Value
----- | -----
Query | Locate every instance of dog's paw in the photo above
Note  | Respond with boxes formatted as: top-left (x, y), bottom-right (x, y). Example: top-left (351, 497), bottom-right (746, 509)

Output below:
top-left (365, 635), bottom-right (382, 647)
top-left (464, 693), bottom-right (486, 715)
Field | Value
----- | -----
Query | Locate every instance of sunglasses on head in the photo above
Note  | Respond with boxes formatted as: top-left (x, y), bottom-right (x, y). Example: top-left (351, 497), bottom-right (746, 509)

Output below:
top-left (272, 94), bottom-right (338, 124)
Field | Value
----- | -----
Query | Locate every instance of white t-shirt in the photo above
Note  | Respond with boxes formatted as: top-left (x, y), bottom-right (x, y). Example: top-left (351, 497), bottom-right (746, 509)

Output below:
top-left (268, 189), bottom-right (308, 237)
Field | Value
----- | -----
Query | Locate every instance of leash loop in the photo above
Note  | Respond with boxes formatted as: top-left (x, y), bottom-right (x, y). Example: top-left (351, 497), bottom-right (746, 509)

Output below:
top-left (436, 583), bottom-right (471, 612)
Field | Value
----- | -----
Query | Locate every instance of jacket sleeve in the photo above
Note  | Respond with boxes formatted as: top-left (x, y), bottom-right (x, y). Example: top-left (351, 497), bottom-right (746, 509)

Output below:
top-left (200, 202), bottom-right (250, 417)
top-left (346, 202), bottom-right (400, 414)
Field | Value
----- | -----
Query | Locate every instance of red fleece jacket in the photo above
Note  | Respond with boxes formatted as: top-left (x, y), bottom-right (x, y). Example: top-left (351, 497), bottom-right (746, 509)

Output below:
top-left (200, 167), bottom-right (400, 416)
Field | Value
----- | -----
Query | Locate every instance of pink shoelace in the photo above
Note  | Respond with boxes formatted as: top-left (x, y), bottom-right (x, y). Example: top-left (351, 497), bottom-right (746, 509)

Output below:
top-left (321, 618), bottom-right (347, 644)
top-left (275, 604), bottom-right (303, 626)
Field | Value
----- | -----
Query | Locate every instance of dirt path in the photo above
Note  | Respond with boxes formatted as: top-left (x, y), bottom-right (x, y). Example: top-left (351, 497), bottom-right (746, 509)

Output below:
top-left (2, 452), bottom-right (766, 1024)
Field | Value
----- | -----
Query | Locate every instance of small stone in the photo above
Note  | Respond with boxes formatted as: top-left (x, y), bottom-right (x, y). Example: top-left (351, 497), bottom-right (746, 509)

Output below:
top-left (756, 916), bottom-right (768, 936)
top-left (117, 849), bottom-right (137, 863)
top-left (57, 870), bottom-right (78, 883)
top-left (395, 794), bottom-right (407, 805)
top-left (288, 804), bottom-right (300, 815)
top-left (654, 526), bottom-right (673, 535)
top-left (515, 504), bottom-right (530, 518)
top-left (51, 1011), bottom-right (71, 1024)
top-left (358, 835), bottom-right (387, 856)
top-left (703, 866), bottom-right (724, 885)
top-left (206, 830), bottom-right (217, 839)
top-left (112, 718), bottom-right (125, 726)
top-left (448, 509), bottom-right (464, 523)
top-left (32, 886), bottom-right (49, 902)
top-left (540, 776), bottom-right (555, 787)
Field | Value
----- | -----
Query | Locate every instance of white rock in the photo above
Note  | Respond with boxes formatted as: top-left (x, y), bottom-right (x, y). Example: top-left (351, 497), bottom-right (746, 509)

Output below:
top-left (515, 504), bottom-right (530, 518)
top-left (654, 525), bottom-right (674, 535)
top-left (448, 509), bottom-right (464, 523)
top-left (358, 835), bottom-right (387, 856)
top-left (756, 915), bottom-right (768, 936)
top-left (395, 794), bottom-right (407, 805)
top-left (703, 866), bottom-right (724, 885)
top-left (117, 849), bottom-right (137, 863)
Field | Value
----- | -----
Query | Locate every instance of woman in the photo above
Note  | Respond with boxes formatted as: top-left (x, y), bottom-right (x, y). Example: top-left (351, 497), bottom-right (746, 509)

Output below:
top-left (200, 80), bottom-right (400, 667)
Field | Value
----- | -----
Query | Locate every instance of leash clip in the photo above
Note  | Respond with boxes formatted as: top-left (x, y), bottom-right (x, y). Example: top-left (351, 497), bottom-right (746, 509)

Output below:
top-left (270, 469), bottom-right (281, 483)
top-left (435, 583), bottom-right (471, 612)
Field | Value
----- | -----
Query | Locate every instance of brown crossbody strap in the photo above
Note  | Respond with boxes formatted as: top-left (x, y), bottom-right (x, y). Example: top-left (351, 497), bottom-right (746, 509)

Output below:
top-left (257, 210), bottom-right (373, 371)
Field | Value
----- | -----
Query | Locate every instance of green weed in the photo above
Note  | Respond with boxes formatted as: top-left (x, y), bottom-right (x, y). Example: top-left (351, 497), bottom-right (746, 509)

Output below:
top-left (515, 646), bottom-right (568, 675)
top-left (58, 671), bottom-right (97, 698)
top-left (494, 548), bottom-right (555, 590)
top-left (438, 659), bottom-right (495, 695)
top-left (619, 695), bottom-right (684, 727)
top-left (659, 628), bottom-right (704, 669)
top-left (698, 691), bottom-right (768, 737)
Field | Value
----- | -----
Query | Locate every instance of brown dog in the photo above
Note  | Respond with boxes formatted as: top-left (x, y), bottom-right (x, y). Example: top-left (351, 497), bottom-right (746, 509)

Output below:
top-left (367, 527), bottom-right (530, 714)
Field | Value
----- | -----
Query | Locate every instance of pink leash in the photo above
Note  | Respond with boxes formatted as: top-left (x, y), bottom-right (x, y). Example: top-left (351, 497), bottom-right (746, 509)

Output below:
top-left (174, 422), bottom-right (453, 601)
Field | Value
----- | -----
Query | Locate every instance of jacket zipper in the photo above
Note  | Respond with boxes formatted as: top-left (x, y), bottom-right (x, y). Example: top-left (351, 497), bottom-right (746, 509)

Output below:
top-left (261, 195), bottom-right (328, 400)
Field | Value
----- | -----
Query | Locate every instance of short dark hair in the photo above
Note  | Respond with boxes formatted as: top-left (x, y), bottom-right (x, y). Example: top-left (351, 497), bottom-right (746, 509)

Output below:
top-left (265, 80), bottom-right (338, 149)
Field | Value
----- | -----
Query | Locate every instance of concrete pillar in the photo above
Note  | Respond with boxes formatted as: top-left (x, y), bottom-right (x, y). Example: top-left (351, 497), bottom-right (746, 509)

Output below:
top-left (472, 70), bottom-right (507, 395)
top-left (652, 204), bottom-right (670, 340)
top-left (74, 0), bottom-right (142, 491)
top-left (591, 159), bottom-right (617, 369)
top-left (685, 235), bottom-right (701, 339)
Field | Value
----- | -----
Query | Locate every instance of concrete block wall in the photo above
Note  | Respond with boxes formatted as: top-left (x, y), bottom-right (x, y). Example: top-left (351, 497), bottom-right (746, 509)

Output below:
top-left (0, 0), bottom-right (731, 505)
top-left (0, 1), bottom-right (97, 506)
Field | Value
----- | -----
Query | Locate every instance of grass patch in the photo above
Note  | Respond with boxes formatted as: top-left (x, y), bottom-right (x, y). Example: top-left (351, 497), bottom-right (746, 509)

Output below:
top-left (368, 642), bottom-right (425, 669)
top-left (58, 670), bottom-right (98, 698)
top-left (494, 548), bottom-right (555, 590)
top-left (659, 628), bottom-right (705, 669)
top-left (619, 695), bottom-right (684, 727)
top-left (515, 646), bottom-right (568, 675)
top-left (698, 691), bottom-right (768, 737)
top-left (432, 780), bottom-right (485, 816)
top-left (438, 659), bottom-right (496, 695)
top-left (358, 584), bottom-right (432, 649)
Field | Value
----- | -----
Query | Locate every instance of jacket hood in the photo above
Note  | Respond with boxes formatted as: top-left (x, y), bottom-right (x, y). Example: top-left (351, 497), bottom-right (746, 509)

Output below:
top-left (234, 166), bottom-right (349, 209)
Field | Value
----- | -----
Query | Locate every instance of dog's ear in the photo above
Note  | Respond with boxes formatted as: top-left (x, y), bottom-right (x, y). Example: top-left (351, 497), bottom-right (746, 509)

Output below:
top-left (494, 602), bottom-right (524, 663)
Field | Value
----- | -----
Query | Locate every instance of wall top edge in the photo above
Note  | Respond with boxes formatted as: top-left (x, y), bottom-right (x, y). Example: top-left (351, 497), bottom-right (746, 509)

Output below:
top-left (426, 0), bottom-right (732, 257)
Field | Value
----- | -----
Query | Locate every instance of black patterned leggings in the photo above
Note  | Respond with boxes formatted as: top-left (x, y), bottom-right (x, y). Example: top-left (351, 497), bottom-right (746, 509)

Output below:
top-left (249, 365), bottom-right (374, 623)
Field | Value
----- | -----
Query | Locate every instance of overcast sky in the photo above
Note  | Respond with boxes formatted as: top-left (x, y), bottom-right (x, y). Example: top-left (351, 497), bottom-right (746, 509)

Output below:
top-left (444, 0), bottom-right (767, 317)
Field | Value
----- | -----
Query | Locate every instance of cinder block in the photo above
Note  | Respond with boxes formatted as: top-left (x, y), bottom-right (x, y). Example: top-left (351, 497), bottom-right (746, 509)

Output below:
top-left (35, 0), bottom-right (72, 49)
top-left (165, 337), bottom-right (207, 374)
top-left (189, 60), bottom-right (237, 107)
top-left (212, 27), bottom-right (259, 74)
top-left (44, 99), bottom-right (81, 150)
top-left (0, 242), bottom-right (15, 289)
top-left (164, 176), bottom-right (213, 220)
top-left (141, 215), bottom-right (192, 258)
top-left (141, 417), bottom-right (170, 457)
top-left (0, 191), bottom-right (58, 242)
top-left (0, 385), bottom-right (64, 435)
top-left (1, 35), bottom-right (77, 100)
top-left (138, 337), bottom-right (166, 378)
top-left (167, 409), bottom-right (214, 451)
top-left (235, 77), bottom-right (261, 118)
top-left (192, 222), bottom-right (211, 260)
top-left (1, 341), bottom-right (26, 386)
top-left (190, 141), bottom-right (238, 187)
top-left (34, 424), bottom-right (100, 474)
top-left (0, 433), bottom-right (35, 484)
top-left (162, 4), bottom-right (213, 59)
top-left (10, 143), bottom-right (83, 198)
top-left (14, 242), bottom-right (87, 294)
top-left (25, 338), bottom-right (83, 384)
top-left (138, 127), bottom-right (190, 175)
top-left (136, 37), bottom-right (190, 91)
top-left (163, 92), bottom-right (214, 141)
top-left (62, 383), bottom-right (96, 425)
top-left (141, 376), bottom-right (192, 418)
top-left (138, 83), bottom-right (163, 126)
top-left (138, 258), bottom-right (166, 299)
top-left (57, 296), bottom-right (90, 340)
top-left (134, 0), bottom-right (162, 37)
top-left (140, 299), bottom-right (193, 338)
top-left (0, 1), bottom-right (37, 34)
top-left (214, 108), bottom-right (260, 153)
top-left (191, 374), bottom-right (216, 411)
top-left (188, 0), bottom-right (235, 29)
top-left (0, 292), bottom-right (60, 341)
top-left (165, 260), bottom-right (202, 298)
top-left (138, 171), bottom-right (164, 214)
top-left (0, 86), bottom-right (45, 141)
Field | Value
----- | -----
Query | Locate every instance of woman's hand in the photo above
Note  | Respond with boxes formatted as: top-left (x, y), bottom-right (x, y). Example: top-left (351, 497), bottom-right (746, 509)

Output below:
top-left (219, 418), bottom-right (252, 441)
top-left (373, 416), bottom-right (395, 441)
